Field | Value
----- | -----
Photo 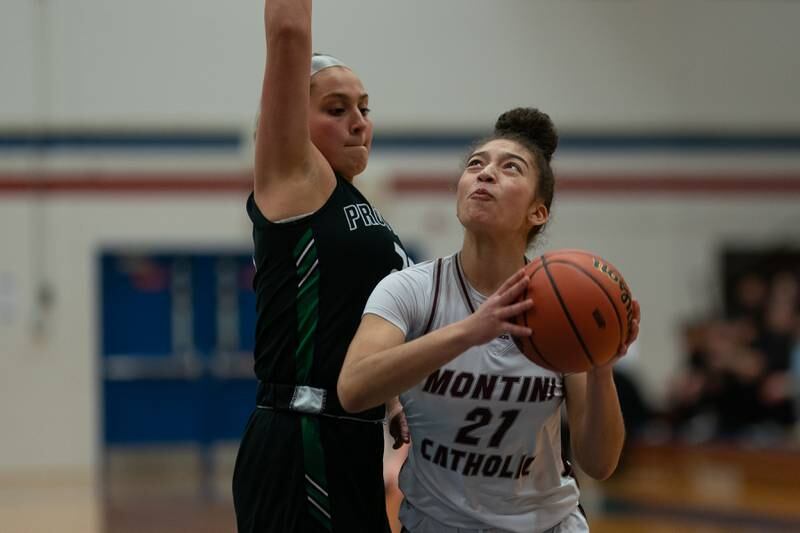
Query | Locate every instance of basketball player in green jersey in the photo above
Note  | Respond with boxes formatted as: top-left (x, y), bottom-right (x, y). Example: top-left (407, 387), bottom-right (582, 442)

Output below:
top-left (232, 1), bottom-right (410, 532)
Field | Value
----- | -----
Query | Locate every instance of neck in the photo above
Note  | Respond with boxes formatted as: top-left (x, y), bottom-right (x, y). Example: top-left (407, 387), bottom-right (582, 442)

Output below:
top-left (335, 171), bottom-right (356, 184)
top-left (459, 232), bottom-right (528, 296)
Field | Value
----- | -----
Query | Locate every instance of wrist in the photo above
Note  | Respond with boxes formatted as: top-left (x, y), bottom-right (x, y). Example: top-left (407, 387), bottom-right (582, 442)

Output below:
top-left (450, 317), bottom-right (481, 351)
top-left (386, 405), bottom-right (403, 420)
top-left (588, 365), bottom-right (615, 382)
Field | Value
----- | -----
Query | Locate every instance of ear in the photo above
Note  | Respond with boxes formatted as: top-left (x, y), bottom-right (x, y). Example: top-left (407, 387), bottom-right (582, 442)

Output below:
top-left (528, 202), bottom-right (549, 228)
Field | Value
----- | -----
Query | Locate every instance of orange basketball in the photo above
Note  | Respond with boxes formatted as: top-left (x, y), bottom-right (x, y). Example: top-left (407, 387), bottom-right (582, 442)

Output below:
top-left (513, 249), bottom-right (635, 373)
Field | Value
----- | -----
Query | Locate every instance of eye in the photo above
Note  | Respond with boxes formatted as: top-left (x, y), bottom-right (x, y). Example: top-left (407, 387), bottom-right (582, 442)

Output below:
top-left (329, 108), bottom-right (346, 116)
top-left (359, 107), bottom-right (371, 117)
top-left (505, 161), bottom-right (522, 173)
top-left (467, 158), bottom-right (483, 168)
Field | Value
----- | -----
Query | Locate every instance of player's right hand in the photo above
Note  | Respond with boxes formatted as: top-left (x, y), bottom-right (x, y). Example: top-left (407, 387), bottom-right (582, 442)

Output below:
top-left (462, 267), bottom-right (533, 346)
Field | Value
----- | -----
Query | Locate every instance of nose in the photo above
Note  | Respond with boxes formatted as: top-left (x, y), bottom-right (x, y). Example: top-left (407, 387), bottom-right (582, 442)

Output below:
top-left (477, 166), bottom-right (497, 183)
top-left (350, 110), bottom-right (367, 135)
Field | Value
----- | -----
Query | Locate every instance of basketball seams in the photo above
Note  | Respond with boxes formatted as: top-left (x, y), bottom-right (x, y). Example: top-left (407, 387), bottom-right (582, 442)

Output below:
top-left (541, 257), bottom-right (597, 366)
top-left (546, 249), bottom-right (632, 349)
top-left (515, 261), bottom-right (554, 369)
top-left (543, 259), bottom-right (625, 352)
top-left (544, 249), bottom-right (601, 262)
top-left (516, 251), bottom-right (631, 372)
top-left (520, 276), bottom-right (558, 371)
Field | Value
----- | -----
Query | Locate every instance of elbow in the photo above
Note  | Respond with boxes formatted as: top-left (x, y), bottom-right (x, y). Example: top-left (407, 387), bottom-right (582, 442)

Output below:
top-left (336, 378), bottom-right (365, 414)
top-left (581, 460), bottom-right (619, 481)
top-left (267, 19), bottom-right (310, 45)
top-left (576, 446), bottom-right (622, 480)
top-left (574, 439), bottom-right (623, 480)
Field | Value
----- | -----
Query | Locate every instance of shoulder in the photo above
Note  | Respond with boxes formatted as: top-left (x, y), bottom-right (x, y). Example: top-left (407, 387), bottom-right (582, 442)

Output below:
top-left (367, 259), bottom-right (440, 313)
top-left (248, 173), bottom-right (345, 227)
top-left (253, 150), bottom-right (338, 221)
top-left (365, 260), bottom-right (441, 337)
top-left (379, 260), bottom-right (437, 292)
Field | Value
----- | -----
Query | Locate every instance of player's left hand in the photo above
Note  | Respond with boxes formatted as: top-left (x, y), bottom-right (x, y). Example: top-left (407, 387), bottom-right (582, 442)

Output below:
top-left (619, 299), bottom-right (641, 356)
top-left (594, 299), bottom-right (641, 372)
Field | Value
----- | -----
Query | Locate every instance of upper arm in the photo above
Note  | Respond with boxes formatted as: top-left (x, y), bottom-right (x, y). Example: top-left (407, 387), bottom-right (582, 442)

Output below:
top-left (337, 313), bottom-right (408, 411)
top-left (564, 373), bottom-right (587, 450)
top-left (255, 0), bottom-right (323, 196)
top-left (341, 268), bottom-right (430, 380)
top-left (344, 314), bottom-right (407, 370)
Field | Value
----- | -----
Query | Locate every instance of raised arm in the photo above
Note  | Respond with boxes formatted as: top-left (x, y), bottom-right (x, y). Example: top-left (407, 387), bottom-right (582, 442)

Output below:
top-left (255, 1), bottom-right (332, 216)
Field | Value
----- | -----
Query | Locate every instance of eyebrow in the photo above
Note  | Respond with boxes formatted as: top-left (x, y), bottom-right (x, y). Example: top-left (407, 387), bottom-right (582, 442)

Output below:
top-left (470, 150), bottom-right (530, 168)
top-left (321, 92), bottom-right (369, 102)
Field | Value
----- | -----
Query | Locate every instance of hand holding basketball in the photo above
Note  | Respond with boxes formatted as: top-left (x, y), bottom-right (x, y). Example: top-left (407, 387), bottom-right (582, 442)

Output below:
top-left (594, 298), bottom-right (641, 372)
top-left (462, 267), bottom-right (533, 346)
top-left (620, 298), bottom-right (641, 355)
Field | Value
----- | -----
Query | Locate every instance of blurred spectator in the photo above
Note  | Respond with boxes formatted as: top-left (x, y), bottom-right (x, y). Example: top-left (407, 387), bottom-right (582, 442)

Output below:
top-left (666, 262), bottom-right (800, 445)
top-left (792, 337), bottom-right (800, 440)
top-left (729, 272), bottom-right (769, 323)
top-left (612, 342), bottom-right (654, 440)
top-left (665, 319), bottom-right (716, 440)
top-left (756, 271), bottom-right (799, 428)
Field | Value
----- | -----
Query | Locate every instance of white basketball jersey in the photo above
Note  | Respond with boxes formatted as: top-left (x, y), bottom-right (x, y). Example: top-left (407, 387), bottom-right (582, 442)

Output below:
top-left (364, 254), bottom-right (580, 533)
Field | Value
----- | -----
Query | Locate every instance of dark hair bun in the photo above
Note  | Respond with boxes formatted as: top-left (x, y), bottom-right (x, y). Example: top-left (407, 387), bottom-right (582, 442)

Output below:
top-left (494, 108), bottom-right (558, 162)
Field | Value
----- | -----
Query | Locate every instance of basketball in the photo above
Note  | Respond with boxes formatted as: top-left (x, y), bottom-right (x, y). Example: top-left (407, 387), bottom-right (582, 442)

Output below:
top-left (513, 249), bottom-right (635, 373)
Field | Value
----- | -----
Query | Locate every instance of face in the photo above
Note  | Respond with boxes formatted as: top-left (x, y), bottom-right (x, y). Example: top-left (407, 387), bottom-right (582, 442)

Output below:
top-left (309, 67), bottom-right (373, 180)
top-left (456, 139), bottom-right (548, 242)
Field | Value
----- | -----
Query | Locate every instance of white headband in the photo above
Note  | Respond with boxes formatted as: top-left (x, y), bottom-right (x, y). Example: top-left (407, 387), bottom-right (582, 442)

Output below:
top-left (311, 54), bottom-right (348, 77)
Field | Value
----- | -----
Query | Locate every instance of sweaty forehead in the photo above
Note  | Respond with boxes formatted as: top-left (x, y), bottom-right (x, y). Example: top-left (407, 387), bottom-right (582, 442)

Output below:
top-left (311, 68), bottom-right (367, 100)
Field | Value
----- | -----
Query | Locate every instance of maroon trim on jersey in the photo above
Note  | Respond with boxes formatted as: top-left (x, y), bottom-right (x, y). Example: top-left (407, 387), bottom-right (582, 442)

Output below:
top-left (422, 258), bottom-right (444, 335)
top-left (454, 253), bottom-right (477, 314)
top-left (454, 254), bottom-right (530, 316)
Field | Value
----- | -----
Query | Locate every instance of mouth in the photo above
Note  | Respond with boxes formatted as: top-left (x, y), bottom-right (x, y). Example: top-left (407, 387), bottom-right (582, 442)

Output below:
top-left (344, 145), bottom-right (369, 155)
top-left (345, 139), bottom-right (368, 148)
top-left (469, 188), bottom-right (494, 201)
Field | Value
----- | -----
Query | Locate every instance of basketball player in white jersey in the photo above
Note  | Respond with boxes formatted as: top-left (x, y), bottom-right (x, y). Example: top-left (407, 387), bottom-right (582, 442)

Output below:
top-left (338, 108), bottom-right (641, 532)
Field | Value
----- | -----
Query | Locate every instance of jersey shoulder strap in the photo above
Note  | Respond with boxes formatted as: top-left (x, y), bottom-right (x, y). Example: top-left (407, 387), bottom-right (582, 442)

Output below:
top-left (421, 257), bottom-right (444, 335)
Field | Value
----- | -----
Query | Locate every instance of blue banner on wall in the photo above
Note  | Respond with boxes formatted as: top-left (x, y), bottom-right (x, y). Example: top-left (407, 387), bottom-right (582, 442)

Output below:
top-left (100, 250), bottom-right (258, 445)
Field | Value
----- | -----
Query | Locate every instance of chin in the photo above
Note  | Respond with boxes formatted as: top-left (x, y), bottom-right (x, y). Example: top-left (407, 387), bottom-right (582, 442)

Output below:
top-left (462, 213), bottom-right (500, 234)
top-left (339, 159), bottom-right (368, 179)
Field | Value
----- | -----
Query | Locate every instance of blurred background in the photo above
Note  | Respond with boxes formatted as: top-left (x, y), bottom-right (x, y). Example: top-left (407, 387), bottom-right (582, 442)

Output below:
top-left (2, 1), bottom-right (800, 532)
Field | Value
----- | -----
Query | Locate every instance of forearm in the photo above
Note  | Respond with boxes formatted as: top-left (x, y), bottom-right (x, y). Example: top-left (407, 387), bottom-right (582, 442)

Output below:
top-left (256, 0), bottom-right (313, 185)
top-left (265, 0), bottom-right (311, 41)
top-left (574, 368), bottom-right (625, 479)
top-left (339, 321), bottom-right (475, 413)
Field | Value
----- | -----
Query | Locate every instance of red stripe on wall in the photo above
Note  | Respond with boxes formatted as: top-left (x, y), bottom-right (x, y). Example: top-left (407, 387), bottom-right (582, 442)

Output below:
top-left (390, 173), bottom-right (800, 195)
top-left (0, 172), bottom-right (252, 194)
top-left (1, 172), bottom-right (800, 195)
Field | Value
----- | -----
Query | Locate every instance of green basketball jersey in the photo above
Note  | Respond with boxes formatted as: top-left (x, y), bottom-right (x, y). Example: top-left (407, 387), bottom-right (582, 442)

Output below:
top-left (246, 174), bottom-right (410, 419)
